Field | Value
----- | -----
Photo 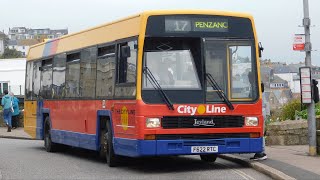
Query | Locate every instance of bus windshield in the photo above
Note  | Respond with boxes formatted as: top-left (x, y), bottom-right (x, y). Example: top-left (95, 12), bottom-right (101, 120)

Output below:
top-left (143, 50), bottom-right (201, 89)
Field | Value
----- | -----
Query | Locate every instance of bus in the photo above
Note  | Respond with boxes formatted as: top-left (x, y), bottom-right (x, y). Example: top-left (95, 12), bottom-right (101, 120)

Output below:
top-left (24, 10), bottom-right (264, 167)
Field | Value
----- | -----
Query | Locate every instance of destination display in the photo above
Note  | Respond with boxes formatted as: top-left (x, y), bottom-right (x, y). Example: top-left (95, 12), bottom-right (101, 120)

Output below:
top-left (165, 18), bottom-right (229, 32)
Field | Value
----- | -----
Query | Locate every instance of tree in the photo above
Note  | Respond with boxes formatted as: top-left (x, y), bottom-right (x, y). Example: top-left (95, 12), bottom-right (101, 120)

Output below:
top-left (0, 48), bottom-right (24, 59)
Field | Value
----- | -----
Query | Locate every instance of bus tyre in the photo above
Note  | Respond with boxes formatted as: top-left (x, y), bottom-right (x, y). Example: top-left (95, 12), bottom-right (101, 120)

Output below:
top-left (44, 117), bottom-right (58, 152)
top-left (200, 154), bottom-right (218, 163)
top-left (99, 129), bottom-right (107, 159)
top-left (105, 122), bottom-right (119, 167)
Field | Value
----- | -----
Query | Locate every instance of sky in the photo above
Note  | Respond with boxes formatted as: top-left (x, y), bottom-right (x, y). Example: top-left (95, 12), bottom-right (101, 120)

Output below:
top-left (1, 0), bottom-right (319, 65)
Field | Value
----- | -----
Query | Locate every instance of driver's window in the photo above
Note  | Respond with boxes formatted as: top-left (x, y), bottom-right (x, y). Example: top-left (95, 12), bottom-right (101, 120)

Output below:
top-left (229, 45), bottom-right (254, 99)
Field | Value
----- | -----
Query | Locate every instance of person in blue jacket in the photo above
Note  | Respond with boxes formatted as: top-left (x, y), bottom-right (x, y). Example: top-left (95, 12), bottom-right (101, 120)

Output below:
top-left (10, 92), bottom-right (20, 129)
top-left (1, 90), bottom-right (13, 132)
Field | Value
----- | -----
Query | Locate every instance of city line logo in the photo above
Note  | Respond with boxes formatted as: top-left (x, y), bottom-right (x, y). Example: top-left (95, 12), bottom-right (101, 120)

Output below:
top-left (177, 105), bottom-right (227, 115)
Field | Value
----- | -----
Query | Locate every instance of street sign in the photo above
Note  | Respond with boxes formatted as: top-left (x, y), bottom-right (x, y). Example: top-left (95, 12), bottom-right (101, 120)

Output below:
top-left (293, 34), bottom-right (305, 51)
top-left (299, 67), bottom-right (312, 103)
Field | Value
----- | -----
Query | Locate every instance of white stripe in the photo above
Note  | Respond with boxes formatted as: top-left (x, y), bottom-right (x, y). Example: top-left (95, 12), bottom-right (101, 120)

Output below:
top-left (115, 125), bottom-right (135, 128)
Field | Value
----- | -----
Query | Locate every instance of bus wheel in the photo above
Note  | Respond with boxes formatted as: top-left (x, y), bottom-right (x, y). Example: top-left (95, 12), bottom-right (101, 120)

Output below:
top-left (44, 117), bottom-right (58, 152)
top-left (105, 122), bottom-right (119, 167)
top-left (200, 154), bottom-right (218, 163)
top-left (99, 129), bottom-right (107, 159)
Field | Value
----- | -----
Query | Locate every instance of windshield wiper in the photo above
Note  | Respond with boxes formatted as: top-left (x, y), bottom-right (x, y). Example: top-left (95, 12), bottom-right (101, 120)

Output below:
top-left (143, 67), bottom-right (174, 110)
top-left (206, 73), bottom-right (234, 110)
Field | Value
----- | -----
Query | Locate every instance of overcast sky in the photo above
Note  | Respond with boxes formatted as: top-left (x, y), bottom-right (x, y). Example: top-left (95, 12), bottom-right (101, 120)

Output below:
top-left (1, 0), bottom-right (319, 65)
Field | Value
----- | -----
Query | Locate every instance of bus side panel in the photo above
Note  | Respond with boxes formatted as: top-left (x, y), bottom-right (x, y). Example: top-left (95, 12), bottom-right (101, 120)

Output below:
top-left (24, 101), bottom-right (37, 139)
top-left (111, 101), bottom-right (139, 155)
top-left (44, 100), bottom-right (100, 150)
top-left (45, 100), bottom-right (85, 133)
top-left (112, 101), bottom-right (137, 139)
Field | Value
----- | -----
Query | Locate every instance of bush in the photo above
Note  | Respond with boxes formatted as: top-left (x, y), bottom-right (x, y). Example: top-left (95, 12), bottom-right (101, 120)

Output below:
top-left (280, 98), bottom-right (306, 120)
top-left (296, 103), bottom-right (320, 119)
top-left (270, 109), bottom-right (282, 122)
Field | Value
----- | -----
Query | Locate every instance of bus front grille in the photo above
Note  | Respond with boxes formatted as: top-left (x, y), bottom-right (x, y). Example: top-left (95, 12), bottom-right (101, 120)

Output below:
top-left (161, 116), bottom-right (244, 129)
top-left (156, 133), bottom-right (250, 140)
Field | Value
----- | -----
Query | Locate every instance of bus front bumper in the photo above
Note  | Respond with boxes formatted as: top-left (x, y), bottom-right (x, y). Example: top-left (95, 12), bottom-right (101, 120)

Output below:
top-left (113, 137), bottom-right (263, 157)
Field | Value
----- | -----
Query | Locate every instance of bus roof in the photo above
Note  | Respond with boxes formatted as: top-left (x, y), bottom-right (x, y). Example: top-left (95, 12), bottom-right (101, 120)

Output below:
top-left (27, 10), bottom-right (253, 61)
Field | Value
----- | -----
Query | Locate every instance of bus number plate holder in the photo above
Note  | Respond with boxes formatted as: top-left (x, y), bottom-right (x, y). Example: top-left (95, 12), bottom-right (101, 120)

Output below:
top-left (191, 146), bottom-right (218, 153)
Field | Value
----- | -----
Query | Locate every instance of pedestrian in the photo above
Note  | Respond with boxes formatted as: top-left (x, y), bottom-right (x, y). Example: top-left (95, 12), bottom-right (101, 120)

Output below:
top-left (10, 92), bottom-right (20, 129)
top-left (1, 90), bottom-right (13, 132)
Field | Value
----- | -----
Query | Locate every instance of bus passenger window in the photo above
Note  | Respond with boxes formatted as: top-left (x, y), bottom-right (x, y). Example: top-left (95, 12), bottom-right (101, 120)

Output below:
top-left (40, 59), bottom-right (53, 99)
top-left (96, 45), bottom-right (116, 98)
top-left (52, 53), bottom-right (66, 99)
top-left (65, 53), bottom-right (80, 98)
top-left (80, 47), bottom-right (97, 98)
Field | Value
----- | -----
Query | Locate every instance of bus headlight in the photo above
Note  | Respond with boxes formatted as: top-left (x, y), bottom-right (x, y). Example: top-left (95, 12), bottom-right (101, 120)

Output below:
top-left (245, 117), bottom-right (258, 126)
top-left (146, 118), bottom-right (161, 128)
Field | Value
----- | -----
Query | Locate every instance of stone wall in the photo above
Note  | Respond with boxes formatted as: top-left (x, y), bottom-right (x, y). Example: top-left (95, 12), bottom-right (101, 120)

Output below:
top-left (266, 120), bottom-right (308, 145)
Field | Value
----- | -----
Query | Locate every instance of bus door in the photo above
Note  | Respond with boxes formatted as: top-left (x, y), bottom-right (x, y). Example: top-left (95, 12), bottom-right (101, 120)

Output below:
top-left (24, 101), bottom-right (38, 138)
top-left (25, 61), bottom-right (42, 139)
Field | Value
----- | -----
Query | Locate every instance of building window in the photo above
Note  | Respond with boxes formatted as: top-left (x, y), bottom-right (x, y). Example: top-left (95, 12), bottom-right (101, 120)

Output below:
top-left (0, 82), bottom-right (9, 95)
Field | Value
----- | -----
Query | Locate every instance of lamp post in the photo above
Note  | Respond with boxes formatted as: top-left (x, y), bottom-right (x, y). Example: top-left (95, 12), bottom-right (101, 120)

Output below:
top-left (303, 0), bottom-right (316, 156)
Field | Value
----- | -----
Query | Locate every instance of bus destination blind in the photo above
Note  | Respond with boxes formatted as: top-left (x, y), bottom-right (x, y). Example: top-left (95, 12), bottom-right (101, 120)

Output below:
top-left (165, 18), bottom-right (229, 33)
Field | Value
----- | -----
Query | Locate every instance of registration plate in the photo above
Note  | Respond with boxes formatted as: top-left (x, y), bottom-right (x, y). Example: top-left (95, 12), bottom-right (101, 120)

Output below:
top-left (191, 146), bottom-right (218, 153)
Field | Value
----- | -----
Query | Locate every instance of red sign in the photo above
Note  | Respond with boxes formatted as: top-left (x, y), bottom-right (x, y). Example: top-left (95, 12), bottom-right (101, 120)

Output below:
top-left (293, 34), bottom-right (305, 51)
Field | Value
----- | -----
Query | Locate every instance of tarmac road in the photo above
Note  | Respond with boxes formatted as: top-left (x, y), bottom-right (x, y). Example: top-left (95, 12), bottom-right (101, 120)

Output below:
top-left (0, 138), bottom-right (271, 180)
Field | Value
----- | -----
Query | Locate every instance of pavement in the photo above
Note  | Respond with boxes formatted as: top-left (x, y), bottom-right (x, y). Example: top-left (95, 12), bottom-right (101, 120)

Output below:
top-left (1, 127), bottom-right (320, 179)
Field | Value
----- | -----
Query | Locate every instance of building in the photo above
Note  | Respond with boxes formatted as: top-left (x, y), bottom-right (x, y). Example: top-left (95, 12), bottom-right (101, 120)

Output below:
top-left (8, 27), bottom-right (68, 42)
top-left (7, 39), bottom-right (40, 57)
top-left (0, 31), bottom-right (5, 55)
top-left (0, 58), bottom-right (26, 96)
top-left (293, 73), bottom-right (320, 96)
top-left (260, 66), bottom-right (273, 89)
top-left (270, 75), bottom-right (289, 89)
top-left (264, 89), bottom-right (293, 110)
top-left (6, 27), bottom-right (68, 57)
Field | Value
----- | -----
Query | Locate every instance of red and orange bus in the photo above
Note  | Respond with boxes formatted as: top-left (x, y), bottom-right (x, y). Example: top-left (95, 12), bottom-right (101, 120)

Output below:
top-left (24, 10), bottom-right (264, 167)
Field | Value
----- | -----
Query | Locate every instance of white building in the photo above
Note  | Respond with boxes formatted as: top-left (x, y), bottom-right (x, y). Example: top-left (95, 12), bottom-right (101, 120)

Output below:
top-left (0, 38), bottom-right (4, 55)
top-left (0, 31), bottom-right (5, 55)
top-left (0, 58), bottom-right (26, 96)
top-left (9, 27), bottom-right (68, 41)
top-left (274, 73), bottom-right (297, 92)
top-left (8, 39), bottom-right (39, 57)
